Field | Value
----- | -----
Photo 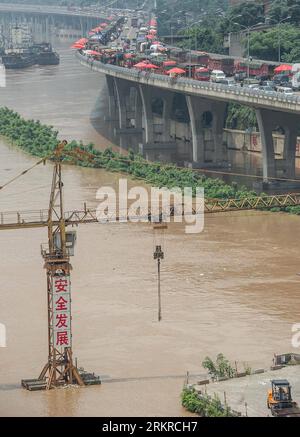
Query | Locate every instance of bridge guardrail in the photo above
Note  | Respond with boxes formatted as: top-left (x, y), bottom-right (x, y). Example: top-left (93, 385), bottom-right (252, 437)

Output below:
top-left (76, 53), bottom-right (300, 109)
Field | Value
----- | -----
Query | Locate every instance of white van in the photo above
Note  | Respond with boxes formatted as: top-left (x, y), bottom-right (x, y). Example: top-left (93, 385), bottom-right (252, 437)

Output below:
top-left (210, 70), bottom-right (226, 83)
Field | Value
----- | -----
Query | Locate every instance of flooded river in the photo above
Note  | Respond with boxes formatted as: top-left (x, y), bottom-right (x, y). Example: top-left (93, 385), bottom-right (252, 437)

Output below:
top-left (0, 40), bottom-right (300, 417)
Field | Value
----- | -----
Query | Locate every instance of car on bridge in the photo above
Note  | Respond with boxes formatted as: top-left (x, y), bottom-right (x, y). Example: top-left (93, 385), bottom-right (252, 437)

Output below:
top-left (210, 70), bottom-right (226, 83)
top-left (276, 86), bottom-right (294, 95)
top-left (261, 80), bottom-right (276, 89)
top-left (259, 85), bottom-right (276, 94)
top-left (217, 78), bottom-right (236, 87)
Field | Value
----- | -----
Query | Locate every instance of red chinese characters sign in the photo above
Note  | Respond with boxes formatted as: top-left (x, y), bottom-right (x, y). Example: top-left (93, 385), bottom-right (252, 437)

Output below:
top-left (52, 276), bottom-right (72, 348)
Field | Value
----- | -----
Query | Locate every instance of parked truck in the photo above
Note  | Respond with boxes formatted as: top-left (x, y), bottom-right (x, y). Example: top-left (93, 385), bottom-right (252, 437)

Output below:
top-left (292, 63), bottom-right (300, 91)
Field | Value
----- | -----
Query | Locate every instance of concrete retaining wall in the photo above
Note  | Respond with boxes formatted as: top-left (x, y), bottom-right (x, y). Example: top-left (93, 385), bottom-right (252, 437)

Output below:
top-left (152, 114), bottom-right (300, 158)
top-left (224, 128), bottom-right (300, 157)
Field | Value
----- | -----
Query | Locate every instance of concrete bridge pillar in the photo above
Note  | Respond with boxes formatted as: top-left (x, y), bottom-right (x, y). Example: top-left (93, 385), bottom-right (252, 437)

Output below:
top-left (283, 123), bottom-right (298, 179)
top-left (139, 84), bottom-right (154, 144)
top-left (114, 78), bottom-right (130, 129)
top-left (106, 76), bottom-right (117, 120)
top-left (186, 96), bottom-right (227, 166)
top-left (255, 109), bottom-right (276, 181)
top-left (134, 89), bottom-right (143, 129)
top-left (186, 95), bottom-right (205, 163)
top-left (256, 109), bottom-right (299, 181)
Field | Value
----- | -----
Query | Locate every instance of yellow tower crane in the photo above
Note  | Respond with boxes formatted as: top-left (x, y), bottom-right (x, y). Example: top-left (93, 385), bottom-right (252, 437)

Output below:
top-left (19, 141), bottom-right (100, 390)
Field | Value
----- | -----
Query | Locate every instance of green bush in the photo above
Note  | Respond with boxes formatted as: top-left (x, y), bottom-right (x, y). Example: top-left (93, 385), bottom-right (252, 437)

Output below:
top-left (0, 107), bottom-right (260, 202)
top-left (181, 387), bottom-right (235, 417)
top-left (1, 107), bottom-right (299, 216)
top-left (202, 353), bottom-right (235, 379)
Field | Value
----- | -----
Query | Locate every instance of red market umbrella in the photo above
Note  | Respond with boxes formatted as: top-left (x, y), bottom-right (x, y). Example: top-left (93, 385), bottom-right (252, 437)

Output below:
top-left (76, 38), bottom-right (88, 43)
top-left (100, 22), bottom-right (108, 27)
top-left (88, 31), bottom-right (95, 35)
top-left (141, 63), bottom-right (159, 69)
top-left (146, 34), bottom-right (155, 40)
top-left (149, 29), bottom-right (157, 34)
top-left (71, 43), bottom-right (85, 49)
top-left (163, 60), bottom-right (177, 66)
top-left (274, 64), bottom-right (292, 73)
top-left (133, 62), bottom-right (148, 68)
top-left (167, 67), bottom-right (186, 75)
top-left (133, 62), bottom-right (158, 69)
top-left (85, 50), bottom-right (101, 55)
top-left (72, 38), bottom-right (88, 47)
top-left (145, 64), bottom-right (158, 69)
top-left (124, 53), bottom-right (135, 59)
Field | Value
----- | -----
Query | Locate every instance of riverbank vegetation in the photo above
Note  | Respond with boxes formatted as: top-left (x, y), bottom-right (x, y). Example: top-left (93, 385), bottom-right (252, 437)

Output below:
top-left (0, 107), bottom-right (256, 200)
top-left (1, 106), bottom-right (300, 215)
top-left (202, 353), bottom-right (236, 380)
top-left (181, 386), bottom-right (237, 417)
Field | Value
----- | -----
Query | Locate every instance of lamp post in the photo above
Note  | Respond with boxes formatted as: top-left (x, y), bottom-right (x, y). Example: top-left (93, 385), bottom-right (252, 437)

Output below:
top-left (185, 18), bottom-right (202, 78)
top-left (268, 16), bottom-right (291, 62)
top-left (160, 10), bottom-right (184, 47)
top-left (153, 221), bottom-right (167, 322)
top-left (233, 22), bottom-right (264, 78)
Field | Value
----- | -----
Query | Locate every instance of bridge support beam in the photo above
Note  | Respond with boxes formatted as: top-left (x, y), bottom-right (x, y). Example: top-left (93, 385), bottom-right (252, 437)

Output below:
top-left (186, 95), bottom-right (205, 163)
top-left (106, 76), bottom-right (117, 120)
top-left (112, 77), bottom-right (144, 133)
top-left (186, 95), bottom-right (227, 165)
top-left (114, 78), bottom-right (130, 129)
top-left (256, 109), bottom-right (300, 181)
top-left (139, 84), bottom-right (154, 144)
top-left (283, 127), bottom-right (298, 179)
top-left (134, 89), bottom-right (143, 129)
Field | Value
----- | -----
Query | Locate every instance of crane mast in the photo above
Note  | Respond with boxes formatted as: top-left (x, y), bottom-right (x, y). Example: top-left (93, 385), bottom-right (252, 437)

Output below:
top-left (37, 141), bottom-right (84, 389)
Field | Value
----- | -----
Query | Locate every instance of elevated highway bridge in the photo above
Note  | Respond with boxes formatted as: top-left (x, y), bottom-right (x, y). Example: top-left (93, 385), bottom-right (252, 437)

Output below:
top-left (1, 3), bottom-right (300, 183)
top-left (0, 2), bottom-right (110, 38)
top-left (76, 52), bottom-right (300, 183)
top-left (0, 3), bottom-right (107, 20)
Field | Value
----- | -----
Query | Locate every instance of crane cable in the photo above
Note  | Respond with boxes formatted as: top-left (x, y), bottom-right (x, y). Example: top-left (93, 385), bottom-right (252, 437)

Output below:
top-left (0, 154), bottom-right (53, 192)
top-left (0, 141), bottom-right (69, 193)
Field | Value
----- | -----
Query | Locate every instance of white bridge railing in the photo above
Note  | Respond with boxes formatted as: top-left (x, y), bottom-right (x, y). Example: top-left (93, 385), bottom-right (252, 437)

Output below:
top-left (76, 52), bottom-right (300, 112)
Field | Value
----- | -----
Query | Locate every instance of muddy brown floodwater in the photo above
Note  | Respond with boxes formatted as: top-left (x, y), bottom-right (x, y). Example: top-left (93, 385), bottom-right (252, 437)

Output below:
top-left (0, 40), bottom-right (300, 417)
